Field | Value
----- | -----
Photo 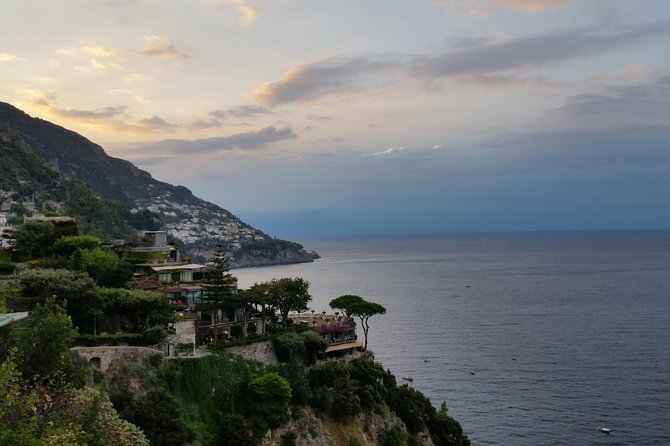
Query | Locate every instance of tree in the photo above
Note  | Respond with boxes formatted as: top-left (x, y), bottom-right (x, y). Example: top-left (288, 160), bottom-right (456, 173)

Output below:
top-left (388, 384), bottom-right (435, 434)
top-left (200, 244), bottom-right (237, 342)
top-left (13, 297), bottom-right (85, 387)
top-left (98, 288), bottom-right (170, 333)
top-left (14, 220), bottom-right (56, 259)
top-left (18, 268), bottom-right (101, 334)
top-left (119, 391), bottom-right (194, 446)
top-left (267, 277), bottom-right (311, 325)
top-left (228, 287), bottom-right (253, 338)
top-left (339, 298), bottom-right (386, 351)
top-left (216, 413), bottom-right (256, 446)
top-left (80, 246), bottom-right (133, 287)
top-left (53, 235), bottom-right (102, 256)
top-left (272, 330), bottom-right (326, 364)
top-left (428, 400), bottom-right (471, 446)
top-left (242, 282), bottom-right (273, 335)
top-left (248, 372), bottom-right (292, 428)
top-left (329, 294), bottom-right (365, 318)
top-left (0, 355), bottom-right (40, 445)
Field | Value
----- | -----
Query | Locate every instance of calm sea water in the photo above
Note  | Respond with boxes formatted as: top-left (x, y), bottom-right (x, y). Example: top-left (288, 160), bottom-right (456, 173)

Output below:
top-left (234, 231), bottom-right (670, 446)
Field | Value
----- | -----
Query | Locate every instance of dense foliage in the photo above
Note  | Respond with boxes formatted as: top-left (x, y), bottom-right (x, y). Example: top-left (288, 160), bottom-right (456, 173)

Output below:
top-left (0, 300), bottom-right (149, 445)
top-left (273, 329), bottom-right (328, 364)
top-left (266, 277), bottom-right (311, 324)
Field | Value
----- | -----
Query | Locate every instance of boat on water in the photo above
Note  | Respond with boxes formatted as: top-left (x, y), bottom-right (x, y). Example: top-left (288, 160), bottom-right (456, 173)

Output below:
top-left (599, 426), bottom-right (611, 434)
top-left (402, 376), bottom-right (414, 382)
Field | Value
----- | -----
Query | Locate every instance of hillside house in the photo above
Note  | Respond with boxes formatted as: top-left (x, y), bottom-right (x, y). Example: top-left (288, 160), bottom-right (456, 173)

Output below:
top-left (290, 313), bottom-right (363, 361)
top-left (151, 267), bottom-right (259, 342)
top-left (119, 230), bottom-right (179, 266)
top-left (152, 263), bottom-right (209, 283)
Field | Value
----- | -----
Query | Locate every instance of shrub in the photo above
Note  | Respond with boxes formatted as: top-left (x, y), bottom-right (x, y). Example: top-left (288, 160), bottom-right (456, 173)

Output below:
top-left (247, 322), bottom-right (257, 335)
top-left (331, 388), bottom-right (362, 420)
top-left (248, 372), bottom-right (292, 428)
top-left (120, 391), bottom-right (195, 446)
top-left (388, 384), bottom-right (435, 434)
top-left (216, 413), bottom-right (257, 446)
top-left (380, 424), bottom-right (409, 446)
top-left (302, 330), bottom-right (328, 364)
top-left (275, 361), bottom-right (311, 405)
top-left (77, 333), bottom-right (144, 346)
top-left (178, 343), bottom-right (195, 353)
top-left (273, 331), bottom-right (305, 362)
top-left (0, 263), bottom-right (16, 274)
top-left (281, 431), bottom-right (298, 446)
top-left (142, 326), bottom-right (167, 345)
top-left (230, 324), bottom-right (243, 338)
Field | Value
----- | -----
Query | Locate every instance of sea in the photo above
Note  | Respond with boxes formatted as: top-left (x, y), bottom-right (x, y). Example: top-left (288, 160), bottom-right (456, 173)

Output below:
top-left (233, 230), bottom-right (670, 446)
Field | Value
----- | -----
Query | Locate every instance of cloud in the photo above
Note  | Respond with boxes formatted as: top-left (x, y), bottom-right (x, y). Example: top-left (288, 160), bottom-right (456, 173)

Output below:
top-left (0, 52), bottom-right (22, 62)
top-left (123, 73), bottom-right (153, 83)
top-left (207, 0), bottom-right (258, 25)
top-left (251, 21), bottom-right (670, 105)
top-left (227, 104), bottom-right (272, 118)
top-left (191, 104), bottom-right (273, 129)
top-left (547, 77), bottom-right (670, 129)
top-left (252, 54), bottom-right (391, 106)
top-left (26, 98), bottom-right (178, 133)
top-left (373, 146), bottom-right (405, 156)
top-left (230, 0), bottom-right (257, 25)
top-left (136, 116), bottom-right (174, 131)
top-left (30, 100), bottom-right (126, 119)
top-left (75, 58), bottom-right (122, 73)
top-left (140, 35), bottom-right (189, 59)
top-left (483, 76), bottom-right (670, 173)
top-left (431, 0), bottom-right (489, 17)
top-left (307, 114), bottom-right (333, 121)
top-left (410, 21), bottom-right (670, 83)
top-left (56, 46), bottom-right (116, 57)
top-left (141, 126), bottom-right (297, 154)
top-left (491, 0), bottom-right (569, 13)
top-left (133, 95), bottom-right (151, 104)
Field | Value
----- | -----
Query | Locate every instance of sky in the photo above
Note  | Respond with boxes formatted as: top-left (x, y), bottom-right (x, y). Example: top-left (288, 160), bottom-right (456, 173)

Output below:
top-left (2, 0), bottom-right (670, 238)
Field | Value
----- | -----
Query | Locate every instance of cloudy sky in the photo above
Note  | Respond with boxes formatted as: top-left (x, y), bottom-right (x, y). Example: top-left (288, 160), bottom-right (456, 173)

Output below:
top-left (2, 0), bottom-right (669, 237)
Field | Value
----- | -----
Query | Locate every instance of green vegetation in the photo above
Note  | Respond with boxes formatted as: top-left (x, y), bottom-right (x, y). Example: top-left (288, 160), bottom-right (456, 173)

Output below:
top-left (267, 277), bottom-right (311, 324)
top-left (200, 244), bottom-right (237, 342)
top-left (97, 345), bottom-right (469, 446)
top-left (273, 329), bottom-right (328, 364)
top-left (0, 299), bottom-right (149, 445)
top-left (330, 294), bottom-right (387, 350)
top-left (0, 200), bottom-right (470, 446)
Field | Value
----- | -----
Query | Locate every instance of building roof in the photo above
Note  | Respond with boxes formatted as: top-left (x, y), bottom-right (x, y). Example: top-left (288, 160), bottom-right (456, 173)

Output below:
top-left (152, 263), bottom-right (209, 273)
top-left (324, 341), bottom-right (363, 353)
top-left (0, 312), bottom-right (29, 327)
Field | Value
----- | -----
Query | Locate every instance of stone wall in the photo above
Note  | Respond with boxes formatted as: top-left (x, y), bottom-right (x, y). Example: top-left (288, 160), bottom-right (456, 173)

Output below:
top-left (223, 340), bottom-right (278, 365)
top-left (71, 346), bottom-right (163, 372)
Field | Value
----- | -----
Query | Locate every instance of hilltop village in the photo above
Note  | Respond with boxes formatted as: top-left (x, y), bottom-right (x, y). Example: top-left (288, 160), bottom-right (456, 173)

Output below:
top-left (0, 212), bottom-right (470, 446)
top-left (0, 189), bottom-right (314, 266)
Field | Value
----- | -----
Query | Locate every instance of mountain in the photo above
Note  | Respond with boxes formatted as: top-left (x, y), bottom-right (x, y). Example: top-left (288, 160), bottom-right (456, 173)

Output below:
top-left (0, 101), bottom-right (318, 267)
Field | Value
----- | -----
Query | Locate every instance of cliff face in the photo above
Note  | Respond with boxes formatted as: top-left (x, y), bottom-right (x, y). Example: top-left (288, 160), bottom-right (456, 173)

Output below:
top-left (0, 102), bottom-right (317, 266)
top-left (262, 409), bottom-right (435, 446)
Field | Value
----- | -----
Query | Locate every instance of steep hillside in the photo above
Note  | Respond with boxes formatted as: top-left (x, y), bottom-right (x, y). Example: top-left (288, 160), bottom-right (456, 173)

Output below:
top-left (0, 125), bottom-right (136, 238)
top-left (0, 102), bottom-right (318, 266)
